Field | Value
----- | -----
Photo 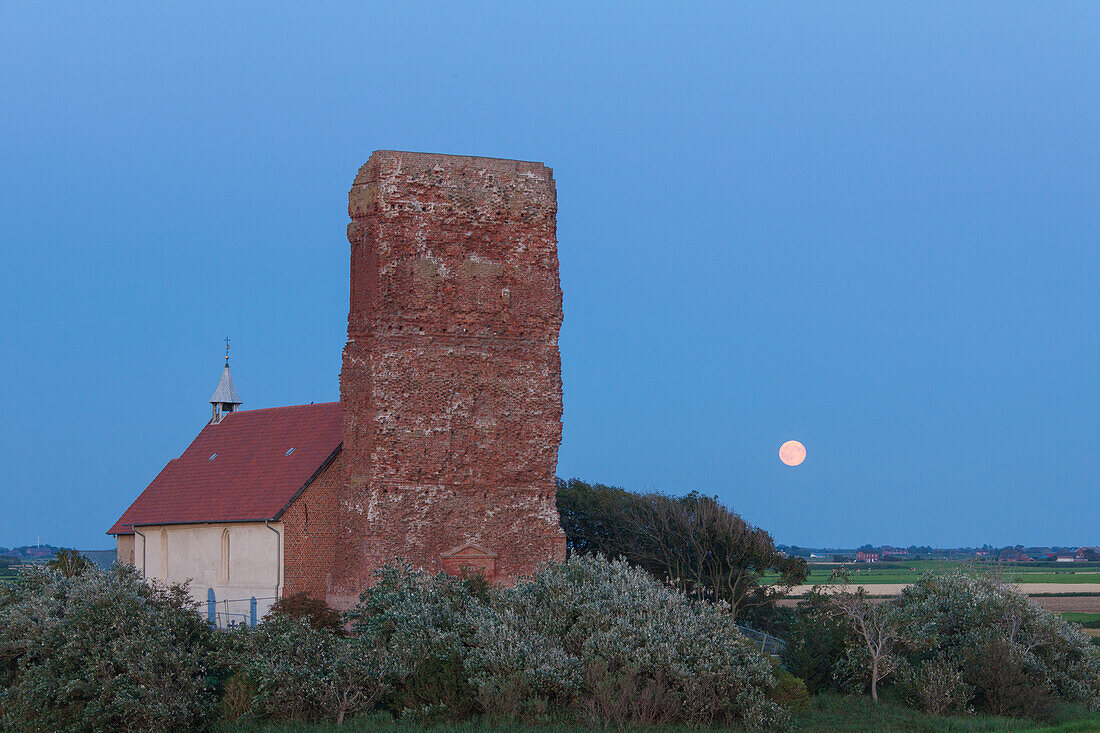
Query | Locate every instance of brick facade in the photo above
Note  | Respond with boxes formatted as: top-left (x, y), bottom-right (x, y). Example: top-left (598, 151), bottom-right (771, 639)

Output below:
top-left (319, 151), bottom-right (566, 607)
top-left (282, 452), bottom-right (344, 599)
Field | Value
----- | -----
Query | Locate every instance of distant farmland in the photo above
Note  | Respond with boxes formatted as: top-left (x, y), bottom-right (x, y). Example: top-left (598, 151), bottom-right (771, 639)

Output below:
top-left (769, 560), bottom-right (1100, 620)
top-left (768, 559), bottom-right (1100, 589)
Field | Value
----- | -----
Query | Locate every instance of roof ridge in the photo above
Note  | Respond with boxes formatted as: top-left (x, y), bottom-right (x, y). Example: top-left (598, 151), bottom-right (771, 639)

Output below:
top-left (108, 399), bottom-right (344, 535)
top-left (224, 401), bottom-right (340, 415)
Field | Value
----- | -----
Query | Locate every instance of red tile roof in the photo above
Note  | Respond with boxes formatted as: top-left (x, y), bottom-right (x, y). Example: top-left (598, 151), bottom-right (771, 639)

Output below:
top-left (108, 402), bottom-right (342, 535)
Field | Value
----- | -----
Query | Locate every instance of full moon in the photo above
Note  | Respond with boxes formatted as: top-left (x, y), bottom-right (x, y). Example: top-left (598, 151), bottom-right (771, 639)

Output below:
top-left (779, 440), bottom-right (806, 467)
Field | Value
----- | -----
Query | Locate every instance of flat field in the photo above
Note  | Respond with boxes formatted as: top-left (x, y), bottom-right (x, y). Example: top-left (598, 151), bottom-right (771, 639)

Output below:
top-left (785, 583), bottom-right (1100, 598)
top-left (1032, 596), bottom-right (1100, 614)
top-left (784, 560), bottom-right (1100, 585)
top-left (772, 562), bottom-right (1100, 621)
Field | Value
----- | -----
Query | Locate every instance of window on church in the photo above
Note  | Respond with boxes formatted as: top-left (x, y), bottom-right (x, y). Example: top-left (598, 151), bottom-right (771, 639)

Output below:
top-left (219, 529), bottom-right (230, 584)
top-left (158, 529), bottom-right (168, 579)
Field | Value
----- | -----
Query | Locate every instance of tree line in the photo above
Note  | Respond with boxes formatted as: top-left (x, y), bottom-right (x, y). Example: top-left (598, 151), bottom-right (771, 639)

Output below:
top-left (556, 478), bottom-right (807, 619)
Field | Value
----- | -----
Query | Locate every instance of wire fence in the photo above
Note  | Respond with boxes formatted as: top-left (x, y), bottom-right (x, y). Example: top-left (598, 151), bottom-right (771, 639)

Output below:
top-left (735, 624), bottom-right (787, 657)
top-left (196, 594), bottom-right (278, 630)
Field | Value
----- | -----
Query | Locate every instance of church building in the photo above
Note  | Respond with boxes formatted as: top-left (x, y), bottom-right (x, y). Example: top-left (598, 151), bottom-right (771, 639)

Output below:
top-left (109, 151), bottom-right (568, 623)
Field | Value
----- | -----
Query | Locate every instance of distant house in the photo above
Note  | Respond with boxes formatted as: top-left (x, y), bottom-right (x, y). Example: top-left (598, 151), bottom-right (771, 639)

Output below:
top-left (1054, 553), bottom-right (1080, 563)
top-left (855, 551), bottom-right (880, 563)
top-left (1076, 547), bottom-right (1100, 561)
top-left (997, 548), bottom-right (1029, 562)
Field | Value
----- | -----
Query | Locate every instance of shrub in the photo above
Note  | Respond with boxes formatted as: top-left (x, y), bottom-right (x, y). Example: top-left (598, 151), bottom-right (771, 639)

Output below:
top-left (557, 480), bottom-right (806, 619)
top-left (580, 658), bottom-right (679, 725)
top-left (768, 669), bottom-right (811, 713)
top-left (897, 653), bottom-right (971, 715)
top-left (343, 557), bottom-right (786, 728)
top-left (266, 592), bottom-right (343, 633)
top-left (219, 614), bottom-right (387, 725)
top-left (0, 564), bottom-right (216, 732)
top-left (895, 571), bottom-right (1100, 717)
top-left (469, 555), bottom-right (788, 729)
top-left (964, 637), bottom-right (1056, 720)
top-left (347, 563), bottom-right (485, 719)
top-left (218, 671), bottom-right (258, 724)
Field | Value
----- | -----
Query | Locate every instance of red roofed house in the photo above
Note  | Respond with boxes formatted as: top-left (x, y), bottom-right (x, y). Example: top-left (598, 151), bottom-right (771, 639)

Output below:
top-left (108, 357), bottom-right (346, 625)
top-left (109, 151), bottom-right (569, 624)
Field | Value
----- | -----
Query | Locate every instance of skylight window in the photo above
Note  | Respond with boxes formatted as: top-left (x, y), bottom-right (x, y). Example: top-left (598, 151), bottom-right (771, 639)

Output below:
top-left (285, 448), bottom-right (295, 456)
top-left (209, 453), bottom-right (218, 461)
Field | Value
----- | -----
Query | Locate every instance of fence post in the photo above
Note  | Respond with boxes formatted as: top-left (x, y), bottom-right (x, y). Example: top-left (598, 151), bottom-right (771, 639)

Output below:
top-left (250, 596), bottom-right (257, 627)
top-left (206, 588), bottom-right (216, 629)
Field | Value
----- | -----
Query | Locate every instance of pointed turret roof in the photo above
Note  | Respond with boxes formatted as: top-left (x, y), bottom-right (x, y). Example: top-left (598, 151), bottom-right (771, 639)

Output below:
top-left (210, 363), bottom-right (242, 406)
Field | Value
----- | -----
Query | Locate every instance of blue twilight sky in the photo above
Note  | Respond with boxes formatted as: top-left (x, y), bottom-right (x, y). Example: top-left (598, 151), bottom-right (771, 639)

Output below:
top-left (1, 3), bottom-right (1097, 550)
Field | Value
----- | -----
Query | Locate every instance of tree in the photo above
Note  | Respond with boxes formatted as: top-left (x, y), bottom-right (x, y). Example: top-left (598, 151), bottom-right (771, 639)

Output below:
top-left (783, 589), bottom-right (856, 694)
top-left (829, 585), bottom-right (901, 703)
top-left (555, 479), bottom-right (638, 558)
top-left (46, 548), bottom-right (91, 577)
top-left (556, 480), bottom-right (806, 619)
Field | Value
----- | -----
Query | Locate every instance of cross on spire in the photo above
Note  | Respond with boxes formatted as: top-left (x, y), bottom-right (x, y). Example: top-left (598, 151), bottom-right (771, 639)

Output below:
top-left (211, 338), bottom-right (242, 423)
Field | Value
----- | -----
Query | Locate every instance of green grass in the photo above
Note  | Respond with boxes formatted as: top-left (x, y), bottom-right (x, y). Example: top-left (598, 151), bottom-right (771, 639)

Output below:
top-left (791, 695), bottom-right (1100, 733)
top-left (1062, 613), bottom-right (1100, 629)
top-left (217, 696), bottom-right (1100, 733)
top-left (765, 561), bottom-right (1100, 587)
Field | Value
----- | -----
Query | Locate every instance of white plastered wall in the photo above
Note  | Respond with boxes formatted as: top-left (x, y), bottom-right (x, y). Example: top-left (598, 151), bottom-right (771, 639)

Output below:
top-left (127, 522), bottom-right (283, 627)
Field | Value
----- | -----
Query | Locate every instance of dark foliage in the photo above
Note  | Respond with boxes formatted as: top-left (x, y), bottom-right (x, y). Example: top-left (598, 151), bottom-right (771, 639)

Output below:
top-left (965, 638), bottom-right (1056, 720)
top-left (266, 592), bottom-right (344, 633)
top-left (782, 590), bottom-right (858, 695)
top-left (556, 478), bottom-right (807, 619)
top-left (740, 598), bottom-right (797, 639)
top-left (45, 548), bottom-right (91, 578)
top-left (769, 669), bottom-right (811, 713)
top-left (392, 653), bottom-right (480, 720)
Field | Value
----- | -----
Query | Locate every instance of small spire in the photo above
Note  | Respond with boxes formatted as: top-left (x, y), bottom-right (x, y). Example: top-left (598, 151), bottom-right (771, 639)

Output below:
top-left (210, 340), bottom-right (242, 423)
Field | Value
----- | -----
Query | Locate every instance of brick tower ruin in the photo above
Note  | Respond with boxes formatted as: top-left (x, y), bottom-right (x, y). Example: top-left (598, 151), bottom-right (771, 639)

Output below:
top-left (331, 150), bottom-right (567, 604)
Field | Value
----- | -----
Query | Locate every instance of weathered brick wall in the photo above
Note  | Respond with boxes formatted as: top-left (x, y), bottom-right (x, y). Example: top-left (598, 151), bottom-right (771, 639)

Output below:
top-left (330, 150), bottom-right (566, 606)
top-left (282, 452), bottom-right (344, 600)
